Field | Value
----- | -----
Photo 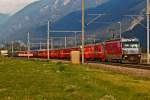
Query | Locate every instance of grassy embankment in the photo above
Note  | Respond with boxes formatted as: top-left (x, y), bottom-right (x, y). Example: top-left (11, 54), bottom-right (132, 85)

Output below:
top-left (0, 57), bottom-right (150, 100)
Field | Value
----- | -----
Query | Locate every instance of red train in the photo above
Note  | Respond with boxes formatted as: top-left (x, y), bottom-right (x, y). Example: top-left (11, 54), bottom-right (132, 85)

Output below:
top-left (15, 38), bottom-right (141, 63)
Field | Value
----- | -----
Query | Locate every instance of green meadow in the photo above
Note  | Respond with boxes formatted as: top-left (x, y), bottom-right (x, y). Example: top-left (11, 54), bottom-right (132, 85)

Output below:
top-left (0, 57), bottom-right (150, 100)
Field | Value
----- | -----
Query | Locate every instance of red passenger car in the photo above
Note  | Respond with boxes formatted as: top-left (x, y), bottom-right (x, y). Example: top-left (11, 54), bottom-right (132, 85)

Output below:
top-left (59, 48), bottom-right (71, 59)
top-left (59, 49), bottom-right (64, 59)
top-left (95, 43), bottom-right (105, 61)
top-left (30, 50), bottom-right (38, 58)
top-left (50, 49), bottom-right (59, 59)
top-left (17, 51), bottom-right (33, 57)
top-left (65, 48), bottom-right (71, 59)
top-left (37, 49), bottom-right (47, 58)
top-left (105, 39), bottom-right (122, 62)
top-left (84, 44), bottom-right (95, 60)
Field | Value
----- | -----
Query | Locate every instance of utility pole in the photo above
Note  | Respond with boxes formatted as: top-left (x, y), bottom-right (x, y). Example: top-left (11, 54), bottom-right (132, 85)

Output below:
top-left (65, 36), bottom-right (67, 48)
top-left (40, 41), bottom-right (42, 50)
top-left (94, 35), bottom-right (96, 44)
top-left (118, 21), bottom-right (122, 39)
top-left (11, 41), bottom-right (14, 57)
top-left (47, 21), bottom-right (50, 60)
top-left (51, 37), bottom-right (53, 50)
top-left (27, 32), bottom-right (30, 59)
top-left (74, 32), bottom-right (77, 47)
top-left (147, 0), bottom-right (150, 64)
top-left (81, 0), bottom-right (85, 64)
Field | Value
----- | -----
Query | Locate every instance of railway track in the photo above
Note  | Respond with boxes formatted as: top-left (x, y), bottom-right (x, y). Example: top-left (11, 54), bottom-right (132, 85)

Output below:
top-left (32, 58), bottom-right (150, 70)
top-left (96, 62), bottom-right (150, 70)
top-left (85, 60), bottom-right (150, 70)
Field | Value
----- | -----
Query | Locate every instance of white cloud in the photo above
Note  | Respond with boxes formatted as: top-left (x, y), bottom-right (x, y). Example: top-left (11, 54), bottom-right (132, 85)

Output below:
top-left (0, 0), bottom-right (39, 14)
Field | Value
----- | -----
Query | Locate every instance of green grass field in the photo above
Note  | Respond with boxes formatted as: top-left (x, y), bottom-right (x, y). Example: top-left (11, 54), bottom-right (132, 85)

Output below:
top-left (0, 57), bottom-right (150, 100)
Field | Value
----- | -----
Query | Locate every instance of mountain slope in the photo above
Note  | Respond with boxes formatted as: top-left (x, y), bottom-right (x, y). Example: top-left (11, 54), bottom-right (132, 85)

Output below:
top-left (31, 0), bottom-right (145, 39)
top-left (124, 20), bottom-right (147, 47)
top-left (0, 0), bottom-right (109, 40)
top-left (0, 0), bottom-right (147, 48)
top-left (0, 13), bottom-right (9, 25)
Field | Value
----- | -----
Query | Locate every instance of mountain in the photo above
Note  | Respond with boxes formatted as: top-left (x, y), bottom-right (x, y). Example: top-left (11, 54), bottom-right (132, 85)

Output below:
top-left (32, 0), bottom-right (145, 41)
top-left (0, 0), bottom-right (109, 40)
top-left (124, 20), bottom-right (147, 47)
top-left (0, 13), bottom-right (9, 25)
top-left (0, 0), bottom-right (147, 47)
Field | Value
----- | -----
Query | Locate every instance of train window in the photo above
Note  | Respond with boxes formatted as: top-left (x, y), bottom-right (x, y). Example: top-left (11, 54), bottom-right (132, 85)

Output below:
top-left (123, 44), bottom-right (130, 48)
top-left (122, 42), bottom-right (139, 48)
top-left (131, 44), bottom-right (139, 48)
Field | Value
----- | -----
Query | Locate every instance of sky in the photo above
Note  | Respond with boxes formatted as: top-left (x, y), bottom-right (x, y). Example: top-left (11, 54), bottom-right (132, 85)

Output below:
top-left (0, 0), bottom-right (39, 15)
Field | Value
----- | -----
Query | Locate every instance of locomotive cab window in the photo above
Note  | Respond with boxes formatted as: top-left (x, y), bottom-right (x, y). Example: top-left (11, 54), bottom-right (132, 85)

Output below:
top-left (122, 42), bottom-right (140, 48)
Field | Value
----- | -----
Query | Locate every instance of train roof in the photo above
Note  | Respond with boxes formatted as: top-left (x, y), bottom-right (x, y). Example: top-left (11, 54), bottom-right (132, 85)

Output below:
top-left (121, 38), bottom-right (139, 42)
top-left (105, 38), bottom-right (139, 42)
top-left (105, 38), bottom-right (121, 42)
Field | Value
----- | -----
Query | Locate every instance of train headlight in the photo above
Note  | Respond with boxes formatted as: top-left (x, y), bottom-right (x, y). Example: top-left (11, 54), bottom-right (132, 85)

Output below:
top-left (138, 55), bottom-right (141, 57)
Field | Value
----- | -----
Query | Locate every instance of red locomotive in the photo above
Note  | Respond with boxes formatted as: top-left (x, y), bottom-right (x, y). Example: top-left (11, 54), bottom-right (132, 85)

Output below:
top-left (15, 38), bottom-right (141, 63)
top-left (105, 38), bottom-right (141, 63)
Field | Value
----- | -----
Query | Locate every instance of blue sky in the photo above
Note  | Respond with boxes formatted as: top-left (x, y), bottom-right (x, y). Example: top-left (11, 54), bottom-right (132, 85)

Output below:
top-left (0, 0), bottom-right (39, 14)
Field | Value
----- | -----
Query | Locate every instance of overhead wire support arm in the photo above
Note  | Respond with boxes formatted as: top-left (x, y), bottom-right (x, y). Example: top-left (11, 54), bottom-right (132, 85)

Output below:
top-left (87, 14), bottom-right (105, 26)
top-left (124, 14), bottom-right (145, 17)
top-left (124, 14), bottom-right (146, 29)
